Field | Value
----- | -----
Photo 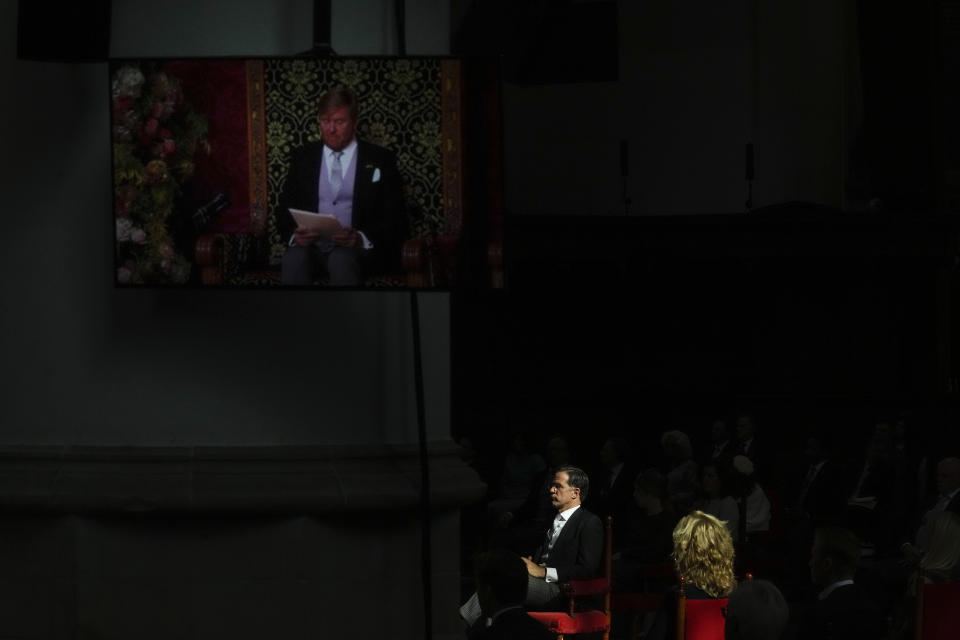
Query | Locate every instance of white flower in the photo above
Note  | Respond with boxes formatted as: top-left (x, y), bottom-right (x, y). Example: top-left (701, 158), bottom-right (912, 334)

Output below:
top-left (115, 218), bottom-right (133, 242)
top-left (732, 455), bottom-right (754, 476)
top-left (112, 65), bottom-right (145, 99)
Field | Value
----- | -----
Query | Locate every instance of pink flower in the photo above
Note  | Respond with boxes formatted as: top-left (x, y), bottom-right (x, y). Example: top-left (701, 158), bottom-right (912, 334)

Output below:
top-left (152, 102), bottom-right (164, 119)
top-left (117, 267), bottom-right (132, 283)
top-left (162, 139), bottom-right (176, 155)
top-left (143, 118), bottom-right (159, 137)
top-left (113, 96), bottom-right (134, 113)
top-left (160, 259), bottom-right (172, 272)
top-left (131, 228), bottom-right (147, 244)
top-left (158, 127), bottom-right (172, 140)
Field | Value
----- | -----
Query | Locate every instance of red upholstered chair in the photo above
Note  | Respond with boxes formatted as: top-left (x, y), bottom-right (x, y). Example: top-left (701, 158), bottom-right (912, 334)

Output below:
top-left (528, 516), bottom-right (613, 639)
top-left (914, 572), bottom-right (960, 640)
top-left (675, 577), bottom-right (728, 640)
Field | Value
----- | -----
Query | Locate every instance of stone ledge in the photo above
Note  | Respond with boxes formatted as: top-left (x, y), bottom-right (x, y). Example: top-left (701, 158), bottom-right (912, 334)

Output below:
top-left (0, 442), bottom-right (486, 515)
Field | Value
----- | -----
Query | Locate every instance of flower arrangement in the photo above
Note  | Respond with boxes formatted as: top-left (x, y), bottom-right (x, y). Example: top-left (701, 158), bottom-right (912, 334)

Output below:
top-left (111, 62), bottom-right (208, 284)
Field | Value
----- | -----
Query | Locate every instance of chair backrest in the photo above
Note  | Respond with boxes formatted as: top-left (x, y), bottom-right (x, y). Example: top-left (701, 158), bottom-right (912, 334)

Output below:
top-left (676, 578), bottom-right (728, 640)
top-left (915, 573), bottom-right (960, 640)
top-left (562, 515), bottom-right (613, 613)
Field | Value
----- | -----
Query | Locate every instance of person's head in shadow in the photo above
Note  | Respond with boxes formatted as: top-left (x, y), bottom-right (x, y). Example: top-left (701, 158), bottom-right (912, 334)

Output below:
top-left (809, 525), bottom-right (859, 590)
top-left (724, 579), bottom-right (789, 640)
top-left (544, 434), bottom-right (572, 470)
top-left (699, 460), bottom-right (734, 501)
top-left (671, 510), bottom-right (736, 598)
top-left (475, 549), bottom-right (528, 617)
top-left (633, 468), bottom-right (669, 514)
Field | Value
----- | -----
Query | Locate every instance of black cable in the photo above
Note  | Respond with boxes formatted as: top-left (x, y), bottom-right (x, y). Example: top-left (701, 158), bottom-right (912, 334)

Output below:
top-left (396, 0), bottom-right (407, 55)
top-left (410, 291), bottom-right (432, 640)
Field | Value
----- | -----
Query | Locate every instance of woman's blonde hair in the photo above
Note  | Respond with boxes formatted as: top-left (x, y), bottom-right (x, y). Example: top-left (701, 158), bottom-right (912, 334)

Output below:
top-left (672, 510), bottom-right (736, 597)
top-left (920, 511), bottom-right (960, 579)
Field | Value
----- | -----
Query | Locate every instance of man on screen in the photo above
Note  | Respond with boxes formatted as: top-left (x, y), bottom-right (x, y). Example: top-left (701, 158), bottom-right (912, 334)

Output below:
top-left (277, 85), bottom-right (406, 286)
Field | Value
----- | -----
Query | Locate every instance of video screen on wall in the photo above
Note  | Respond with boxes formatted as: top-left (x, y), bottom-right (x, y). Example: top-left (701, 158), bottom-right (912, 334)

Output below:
top-left (109, 56), bottom-right (504, 290)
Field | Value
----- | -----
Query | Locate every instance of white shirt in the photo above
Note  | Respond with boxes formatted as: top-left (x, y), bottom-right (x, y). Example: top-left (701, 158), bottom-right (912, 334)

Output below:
top-left (323, 138), bottom-right (358, 183)
top-left (541, 504), bottom-right (580, 583)
top-left (314, 138), bottom-right (371, 249)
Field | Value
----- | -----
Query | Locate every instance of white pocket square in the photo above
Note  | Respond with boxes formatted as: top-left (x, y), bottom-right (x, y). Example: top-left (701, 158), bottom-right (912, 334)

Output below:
top-left (372, 168), bottom-right (381, 183)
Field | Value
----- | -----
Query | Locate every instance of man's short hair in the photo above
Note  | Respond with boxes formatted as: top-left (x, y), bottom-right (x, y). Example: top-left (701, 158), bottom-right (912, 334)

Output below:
top-left (814, 526), bottom-right (860, 578)
top-left (724, 579), bottom-right (788, 640)
top-left (558, 465), bottom-right (590, 503)
top-left (475, 549), bottom-right (528, 607)
top-left (317, 84), bottom-right (358, 120)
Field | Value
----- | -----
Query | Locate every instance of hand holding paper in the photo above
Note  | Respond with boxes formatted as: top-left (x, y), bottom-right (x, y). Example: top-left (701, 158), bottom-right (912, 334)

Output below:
top-left (289, 208), bottom-right (343, 239)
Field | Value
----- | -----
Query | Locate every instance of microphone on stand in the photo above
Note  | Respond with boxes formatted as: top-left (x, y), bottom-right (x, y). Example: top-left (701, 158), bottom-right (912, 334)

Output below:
top-left (620, 139), bottom-right (631, 215)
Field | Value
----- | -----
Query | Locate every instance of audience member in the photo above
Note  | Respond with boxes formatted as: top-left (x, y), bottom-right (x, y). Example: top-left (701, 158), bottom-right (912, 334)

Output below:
top-left (704, 418), bottom-right (735, 468)
top-left (494, 434), bottom-right (574, 556)
top-left (694, 461), bottom-right (740, 541)
top-left (487, 431), bottom-right (546, 525)
top-left (672, 510), bottom-right (737, 598)
top-left (796, 526), bottom-right (886, 638)
top-left (844, 435), bottom-right (896, 553)
top-left (467, 549), bottom-right (554, 640)
top-left (785, 432), bottom-right (846, 524)
top-left (461, 466), bottom-right (603, 628)
top-left (613, 469), bottom-right (677, 591)
top-left (660, 430), bottom-right (698, 514)
top-left (901, 456), bottom-right (960, 565)
top-left (734, 411), bottom-right (761, 472)
top-left (889, 510), bottom-right (960, 639)
top-left (590, 436), bottom-right (638, 538)
top-left (730, 455), bottom-right (771, 548)
top-left (647, 510), bottom-right (737, 640)
top-left (912, 510), bottom-right (960, 585)
top-left (724, 579), bottom-right (789, 640)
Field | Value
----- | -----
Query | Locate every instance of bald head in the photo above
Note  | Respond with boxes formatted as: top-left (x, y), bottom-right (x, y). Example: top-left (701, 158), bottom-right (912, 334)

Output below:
top-left (936, 457), bottom-right (960, 495)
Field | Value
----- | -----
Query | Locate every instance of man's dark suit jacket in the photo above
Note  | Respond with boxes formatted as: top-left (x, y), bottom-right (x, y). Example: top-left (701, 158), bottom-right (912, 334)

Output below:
top-left (533, 507), bottom-right (604, 584)
top-left (797, 583), bottom-right (886, 639)
top-left (792, 459), bottom-right (847, 523)
top-left (465, 607), bottom-right (554, 640)
top-left (590, 463), bottom-right (638, 534)
top-left (277, 139), bottom-right (406, 275)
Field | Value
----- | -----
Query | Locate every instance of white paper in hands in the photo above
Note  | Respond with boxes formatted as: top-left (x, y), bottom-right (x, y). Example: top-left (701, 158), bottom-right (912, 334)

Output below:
top-left (289, 208), bottom-right (343, 239)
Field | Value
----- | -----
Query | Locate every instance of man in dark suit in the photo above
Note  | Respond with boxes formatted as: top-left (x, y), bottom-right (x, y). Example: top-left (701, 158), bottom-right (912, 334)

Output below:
top-left (590, 436), bottom-right (637, 544)
top-left (466, 549), bottom-right (554, 640)
top-left (461, 466), bottom-right (604, 627)
top-left (278, 85), bottom-right (406, 286)
top-left (796, 525), bottom-right (886, 639)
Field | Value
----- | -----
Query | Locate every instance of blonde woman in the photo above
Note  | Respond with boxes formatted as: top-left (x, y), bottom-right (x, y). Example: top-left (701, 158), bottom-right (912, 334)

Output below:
top-left (672, 510), bottom-right (737, 598)
top-left (647, 511), bottom-right (737, 639)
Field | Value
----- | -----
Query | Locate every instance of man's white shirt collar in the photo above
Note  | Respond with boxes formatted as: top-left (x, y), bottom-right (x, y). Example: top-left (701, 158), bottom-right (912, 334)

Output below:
top-left (558, 504), bottom-right (580, 521)
top-left (323, 138), bottom-right (358, 176)
top-left (818, 579), bottom-right (854, 600)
